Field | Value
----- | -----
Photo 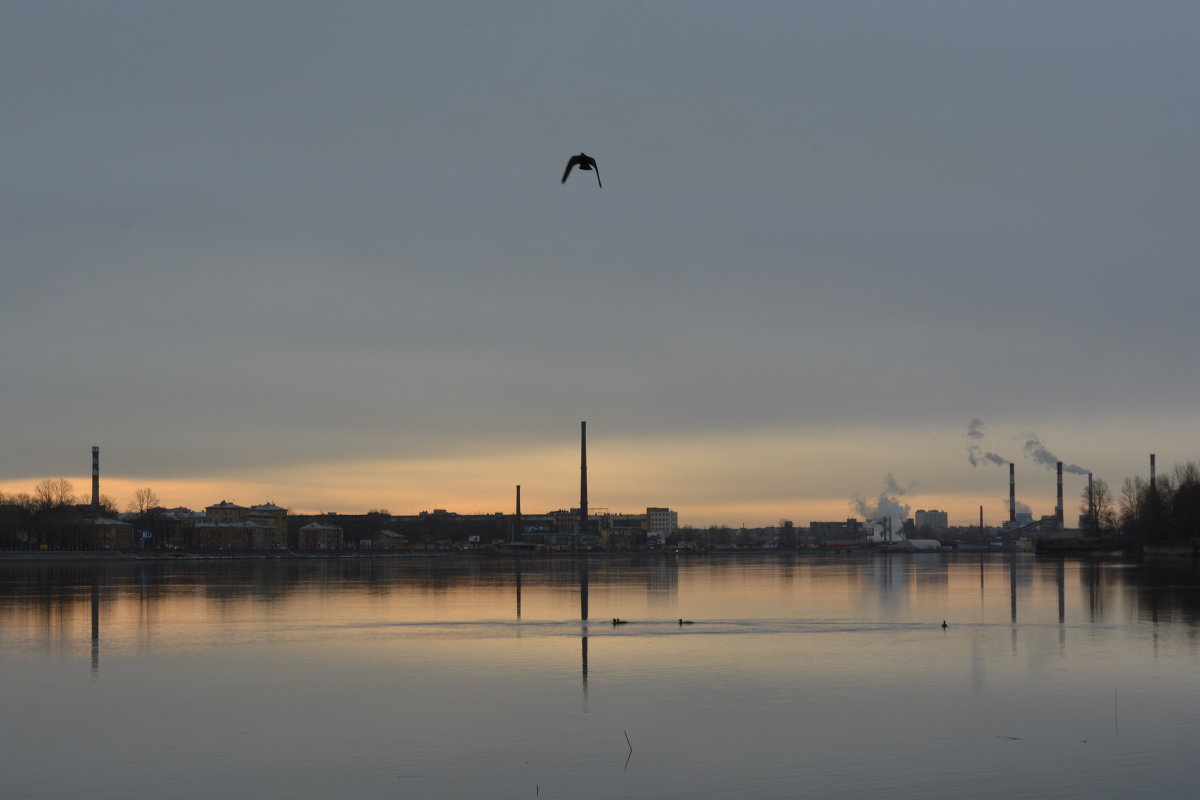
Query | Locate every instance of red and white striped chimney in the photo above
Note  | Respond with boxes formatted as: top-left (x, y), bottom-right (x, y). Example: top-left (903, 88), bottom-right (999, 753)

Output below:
top-left (1056, 461), bottom-right (1063, 529)
top-left (1009, 463), bottom-right (1016, 524)
top-left (91, 446), bottom-right (100, 508)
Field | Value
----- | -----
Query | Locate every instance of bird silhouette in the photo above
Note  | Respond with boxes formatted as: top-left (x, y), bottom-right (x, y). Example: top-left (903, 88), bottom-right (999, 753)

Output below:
top-left (562, 152), bottom-right (601, 187)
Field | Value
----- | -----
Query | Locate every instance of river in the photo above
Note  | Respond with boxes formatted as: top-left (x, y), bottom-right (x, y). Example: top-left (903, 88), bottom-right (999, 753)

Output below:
top-left (1, 553), bottom-right (1197, 799)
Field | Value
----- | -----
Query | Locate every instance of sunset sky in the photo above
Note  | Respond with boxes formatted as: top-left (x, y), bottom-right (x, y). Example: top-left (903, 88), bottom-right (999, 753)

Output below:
top-left (3, 2), bottom-right (1197, 528)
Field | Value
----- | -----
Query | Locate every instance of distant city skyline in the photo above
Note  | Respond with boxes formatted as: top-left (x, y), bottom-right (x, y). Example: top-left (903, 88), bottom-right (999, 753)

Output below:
top-left (0, 432), bottom-right (1169, 529)
top-left (3, 3), bottom-right (1196, 529)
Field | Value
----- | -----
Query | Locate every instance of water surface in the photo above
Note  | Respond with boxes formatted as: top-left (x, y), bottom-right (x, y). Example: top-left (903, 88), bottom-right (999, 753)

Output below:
top-left (1, 553), bottom-right (1197, 799)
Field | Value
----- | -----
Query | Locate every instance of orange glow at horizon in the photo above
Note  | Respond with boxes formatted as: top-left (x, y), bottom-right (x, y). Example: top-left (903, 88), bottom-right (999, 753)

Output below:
top-left (0, 426), bottom-right (1094, 527)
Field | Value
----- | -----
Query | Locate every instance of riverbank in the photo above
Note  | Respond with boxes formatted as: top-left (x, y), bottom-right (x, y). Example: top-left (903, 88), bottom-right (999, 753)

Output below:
top-left (1034, 537), bottom-right (1134, 557)
top-left (1034, 536), bottom-right (1199, 558)
top-left (8, 543), bottom-right (1189, 563)
top-left (0, 549), bottom-right (447, 563)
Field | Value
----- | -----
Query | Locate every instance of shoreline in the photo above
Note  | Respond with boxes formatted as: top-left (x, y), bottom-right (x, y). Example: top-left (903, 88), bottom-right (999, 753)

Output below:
top-left (0, 546), bottom-right (1176, 564)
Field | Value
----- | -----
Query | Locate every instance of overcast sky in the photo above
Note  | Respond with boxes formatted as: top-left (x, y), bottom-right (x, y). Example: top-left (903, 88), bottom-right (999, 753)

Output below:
top-left (3, 1), bottom-right (1197, 527)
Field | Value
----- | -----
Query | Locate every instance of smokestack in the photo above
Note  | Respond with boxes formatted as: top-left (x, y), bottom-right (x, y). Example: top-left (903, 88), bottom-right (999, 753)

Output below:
top-left (91, 446), bottom-right (100, 508)
top-left (979, 505), bottom-right (984, 531)
top-left (1056, 461), bottom-right (1063, 529)
top-left (1150, 453), bottom-right (1156, 492)
top-left (1009, 463), bottom-right (1015, 524)
top-left (579, 421), bottom-right (588, 545)
top-left (515, 485), bottom-right (522, 540)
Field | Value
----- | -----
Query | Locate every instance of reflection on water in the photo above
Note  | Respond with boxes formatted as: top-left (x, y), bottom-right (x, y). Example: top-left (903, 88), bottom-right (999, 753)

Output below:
top-left (5, 554), bottom-right (1200, 677)
top-left (2, 553), bottom-right (1200, 800)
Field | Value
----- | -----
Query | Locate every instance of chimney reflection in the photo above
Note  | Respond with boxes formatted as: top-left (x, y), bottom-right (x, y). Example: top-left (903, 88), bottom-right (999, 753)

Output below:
top-left (579, 556), bottom-right (589, 622)
top-left (514, 560), bottom-right (522, 620)
top-left (90, 575), bottom-right (100, 679)
top-left (1009, 553), bottom-right (1018, 623)
top-left (1057, 558), bottom-right (1065, 624)
top-left (581, 631), bottom-right (589, 688)
top-left (581, 628), bottom-right (589, 712)
top-left (1087, 563), bottom-right (1102, 622)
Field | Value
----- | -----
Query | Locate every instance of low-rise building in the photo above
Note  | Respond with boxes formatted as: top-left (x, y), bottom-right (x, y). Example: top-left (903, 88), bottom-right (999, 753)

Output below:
top-left (205, 500), bottom-right (247, 525)
top-left (299, 521), bottom-right (343, 550)
top-left (92, 517), bottom-right (135, 549)
top-left (369, 530), bottom-right (408, 550)
top-left (194, 519), bottom-right (277, 550)
top-left (914, 509), bottom-right (949, 532)
top-left (810, 519), bottom-right (860, 543)
top-left (247, 503), bottom-right (288, 549)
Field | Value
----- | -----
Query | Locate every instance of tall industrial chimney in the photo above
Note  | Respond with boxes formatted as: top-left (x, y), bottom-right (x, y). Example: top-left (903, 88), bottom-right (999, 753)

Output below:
top-left (579, 421), bottom-right (588, 544)
top-left (91, 446), bottom-right (100, 509)
top-left (515, 485), bottom-right (522, 540)
top-left (1056, 461), bottom-right (1064, 529)
top-left (1150, 453), bottom-right (1157, 492)
top-left (1009, 463), bottom-right (1016, 524)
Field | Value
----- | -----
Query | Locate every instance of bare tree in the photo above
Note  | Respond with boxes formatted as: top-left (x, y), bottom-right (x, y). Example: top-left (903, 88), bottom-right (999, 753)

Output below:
top-left (0, 491), bottom-right (35, 509)
top-left (128, 488), bottom-right (161, 515)
top-left (1079, 478), bottom-right (1115, 536)
top-left (33, 478), bottom-right (76, 511)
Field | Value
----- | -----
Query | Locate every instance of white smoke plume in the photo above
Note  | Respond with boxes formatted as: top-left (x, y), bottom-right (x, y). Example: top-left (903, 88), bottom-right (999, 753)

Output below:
top-left (999, 498), bottom-right (1032, 520)
top-left (1023, 434), bottom-right (1088, 475)
top-left (965, 418), bottom-right (1007, 467)
top-left (853, 474), bottom-right (912, 537)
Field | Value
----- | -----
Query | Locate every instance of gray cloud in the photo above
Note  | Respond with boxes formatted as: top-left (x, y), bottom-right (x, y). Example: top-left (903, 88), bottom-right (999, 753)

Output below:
top-left (1, 2), bottom-right (1198, 517)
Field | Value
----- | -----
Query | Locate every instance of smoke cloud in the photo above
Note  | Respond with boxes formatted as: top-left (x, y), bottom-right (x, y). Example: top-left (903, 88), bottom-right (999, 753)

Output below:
top-left (1023, 434), bottom-right (1088, 475)
top-left (1000, 497), bottom-right (1032, 518)
top-left (853, 474), bottom-right (912, 537)
top-left (965, 419), bottom-right (1007, 467)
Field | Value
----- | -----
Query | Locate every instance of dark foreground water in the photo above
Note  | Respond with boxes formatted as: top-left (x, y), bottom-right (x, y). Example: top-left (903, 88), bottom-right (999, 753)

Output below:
top-left (1, 553), bottom-right (1198, 799)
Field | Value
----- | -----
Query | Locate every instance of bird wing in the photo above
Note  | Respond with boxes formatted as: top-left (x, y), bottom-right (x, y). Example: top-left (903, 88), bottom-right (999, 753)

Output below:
top-left (562, 155), bottom-right (582, 183)
top-left (591, 161), bottom-right (601, 188)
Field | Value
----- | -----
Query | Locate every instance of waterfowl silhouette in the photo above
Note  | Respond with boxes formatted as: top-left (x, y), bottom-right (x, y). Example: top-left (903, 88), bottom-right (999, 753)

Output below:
top-left (941, 620), bottom-right (948, 629)
top-left (611, 618), bottom-right (627, 625)
top-left (678, 619), bottom-right (694, 625)
top-left (562, 153), bottom-right (601, 187)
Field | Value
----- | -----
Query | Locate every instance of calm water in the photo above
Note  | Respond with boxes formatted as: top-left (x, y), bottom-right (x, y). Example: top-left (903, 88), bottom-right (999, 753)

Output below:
top-left (1, 553), bottom-right (1199, 799)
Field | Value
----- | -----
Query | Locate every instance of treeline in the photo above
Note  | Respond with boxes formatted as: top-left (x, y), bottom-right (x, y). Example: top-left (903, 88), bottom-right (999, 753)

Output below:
top-left (0, 479), bottom-right (144, 550)
top-left (1119, 461), bottom-right (1200, 543)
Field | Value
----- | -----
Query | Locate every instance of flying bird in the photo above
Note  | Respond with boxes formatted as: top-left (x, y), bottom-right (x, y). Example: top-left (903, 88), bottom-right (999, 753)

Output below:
top-left (562, 152), bottom-right (601, 187)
